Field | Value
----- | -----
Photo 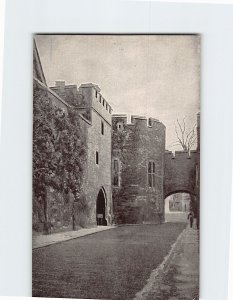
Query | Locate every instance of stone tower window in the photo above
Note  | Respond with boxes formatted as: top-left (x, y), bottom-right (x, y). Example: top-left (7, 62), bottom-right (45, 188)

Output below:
top-left (113, 159), bottom-right (120, 186)
top-left (117, 122), bottom-right (123, 131)
top-left (148, 118), bottom-right (152, 127)
top-left (148, 161), bottom-right (155, 187)
top-left (95, 90), bottom-right (98, 98)
top-left (96, 151), bottom-right (99, 165)
top-left (103, 99), bottom-right (105, 107)
top-left (101, 120), bottom-right (104, 135)
top-left (99, 95), bottom-right (101, 103)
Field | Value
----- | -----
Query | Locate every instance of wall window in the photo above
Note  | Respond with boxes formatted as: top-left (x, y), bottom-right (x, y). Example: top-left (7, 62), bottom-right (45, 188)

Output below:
top-left (99, 95), bottom-right (101, 103)
top-left (103, 99), bottom-right (105, 107)
top-left (95, 90), bottom-right (98, 98)
top-left (148, 161), bottom-right (155, 187)
top-left (96, 151), bottom-right (99, 165)
top-left (113, 159), bottom-right (120, 186)
top-left (117, 122), bottom-right (123, 131)
top-left (148, 118), bottom-right (152, 127)
top-left (101, 120), bottom-right (104, 135)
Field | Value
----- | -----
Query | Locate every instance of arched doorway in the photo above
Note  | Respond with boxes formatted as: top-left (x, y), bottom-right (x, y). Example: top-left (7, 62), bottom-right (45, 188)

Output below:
top-left (96, 188), bottom-right (107, 226)
top-left (164, 192), bottom-right (191, 223)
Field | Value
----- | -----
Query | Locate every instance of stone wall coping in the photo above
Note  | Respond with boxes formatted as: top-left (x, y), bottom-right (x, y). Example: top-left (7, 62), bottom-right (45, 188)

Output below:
top-left (79, 82), bottom-right (101, 92)
top-left (112, 114), bottom-right (165, 128)
top-left (52, 81), bottom-right (113, 113)
top-left (131, 115), bottom-right (147, 120)
top-left (52, 84), bottom-right (78, 90)
top-left (165, 150), bottom-right (198, 159)
top-left (112, 114), bottom-right (128, 118)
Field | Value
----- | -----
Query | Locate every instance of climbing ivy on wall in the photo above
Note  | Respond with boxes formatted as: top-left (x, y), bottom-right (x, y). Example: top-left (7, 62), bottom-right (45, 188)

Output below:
top-left (33, 82), bottom-right (87, 233)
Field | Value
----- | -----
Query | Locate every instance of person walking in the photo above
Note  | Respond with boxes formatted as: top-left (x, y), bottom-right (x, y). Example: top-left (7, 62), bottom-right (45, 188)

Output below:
top-left (187, 211), bottom-right (194, 228)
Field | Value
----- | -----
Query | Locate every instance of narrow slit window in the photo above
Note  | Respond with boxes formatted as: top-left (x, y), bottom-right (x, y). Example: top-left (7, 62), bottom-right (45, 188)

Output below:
top-left (101, 121), bottom-right (104, 135)
top-left (96, 151), bottom-right (99, 165)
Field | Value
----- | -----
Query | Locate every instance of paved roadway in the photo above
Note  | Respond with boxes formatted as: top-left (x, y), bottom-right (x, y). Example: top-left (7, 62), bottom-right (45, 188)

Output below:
top-left (33, 223), bottom-right (186, 299)
top-left (165, 212), bottom-right (189, 223)
top-left (136, 227), bottom-right (199, 300)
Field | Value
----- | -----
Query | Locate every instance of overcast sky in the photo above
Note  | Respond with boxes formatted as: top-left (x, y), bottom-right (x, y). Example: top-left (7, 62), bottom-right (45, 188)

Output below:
top-left (35, 35), bottom-right (200, 150)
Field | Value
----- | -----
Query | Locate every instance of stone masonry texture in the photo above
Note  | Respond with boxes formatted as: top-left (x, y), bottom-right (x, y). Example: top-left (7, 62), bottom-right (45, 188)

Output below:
top-left (50, 82), bottom-right (113, 226)
top-left (164, 150), bottom-right (199, 198)
top-left (112, 115), bottom-right (166, 224)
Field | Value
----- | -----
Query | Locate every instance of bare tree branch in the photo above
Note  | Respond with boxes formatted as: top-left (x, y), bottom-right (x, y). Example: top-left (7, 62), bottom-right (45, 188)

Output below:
top-left (175, 125), bottom-right (184, 148)
top-left (172, 117), bottom-right (197, 152)
top-left (189, 136), bottom-right (197, 148)
top-left (184, 123), bottom-right (196, 146)
top-left (177, 118), bottom-right (185, 145)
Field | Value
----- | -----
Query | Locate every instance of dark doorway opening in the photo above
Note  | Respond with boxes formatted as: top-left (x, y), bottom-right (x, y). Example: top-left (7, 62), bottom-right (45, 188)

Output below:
top-left (96, 188), bottom-right (107, 226)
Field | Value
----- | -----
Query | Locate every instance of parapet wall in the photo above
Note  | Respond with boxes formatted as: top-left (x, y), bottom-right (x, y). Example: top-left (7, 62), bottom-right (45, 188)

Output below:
top-left (112, 114), bottom-right (165, 130)
top-left (165, 150), bottom-right (199, 160)
top-left (50, 81), bottom-right (113, 125)
top-left (164, 150), bottom-right (199, 198)
top-left (79, 83), bottom-right (112, 125)
top-left (51, 82), bottom-right (83, 107)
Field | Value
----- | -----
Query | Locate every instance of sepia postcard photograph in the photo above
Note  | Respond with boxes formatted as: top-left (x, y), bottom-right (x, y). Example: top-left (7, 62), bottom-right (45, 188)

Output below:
top-left (32, 34), bottom-right (200, 300)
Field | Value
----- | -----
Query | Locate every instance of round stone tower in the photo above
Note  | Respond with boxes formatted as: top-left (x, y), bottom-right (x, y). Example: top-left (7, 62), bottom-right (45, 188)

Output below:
top-left (112, 114), bottom-right (166, 224)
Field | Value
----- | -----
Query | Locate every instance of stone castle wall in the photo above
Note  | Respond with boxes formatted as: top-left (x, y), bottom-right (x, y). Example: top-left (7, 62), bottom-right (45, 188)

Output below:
top-left (32, 80), bottom-right (90, 233)
top-left (164, 150), bottom-right (199, 198)
top-left (80, 84), bottom-right (112, 225)
top-left (112, 115), bottom-right (165, 224)
top-left (50, 82), bottom-right (113, 226)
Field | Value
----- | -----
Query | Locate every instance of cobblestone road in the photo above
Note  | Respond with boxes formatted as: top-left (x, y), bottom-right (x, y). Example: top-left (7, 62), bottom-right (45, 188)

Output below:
top-left (33, 223), bottom-right (186, 299)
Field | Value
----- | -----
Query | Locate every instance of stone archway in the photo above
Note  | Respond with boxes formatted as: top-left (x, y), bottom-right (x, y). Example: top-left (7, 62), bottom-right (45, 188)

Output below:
top-left (96, 188), bottom-right (107, 226)
top-left (164, 192), bottom-right (192, 223)
top-left (164, 151), bottom-right (199, 200)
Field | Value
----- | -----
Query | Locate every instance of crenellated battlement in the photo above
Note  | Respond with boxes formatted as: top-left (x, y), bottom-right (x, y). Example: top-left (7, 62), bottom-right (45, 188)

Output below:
top-left (165, 150), bottom-right (198, 160)
top-left (51, 81), bottom-right (83, 107)
top-left (51, 81), bottom-right (113, 125)
top-left (112, 114), bottom-right (165, 129)
top-left (79, 83), bottom-right (112, 115)
top-left (112, 114), bottom-right (128, 121)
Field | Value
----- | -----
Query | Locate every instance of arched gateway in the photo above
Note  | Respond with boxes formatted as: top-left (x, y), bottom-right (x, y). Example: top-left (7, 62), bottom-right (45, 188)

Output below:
top-left (96, 188), bottom-right (107, 226)
top-left (163, 150), bottom-right (200, 225)
top-left (164, 150), bottom-right (199, 199)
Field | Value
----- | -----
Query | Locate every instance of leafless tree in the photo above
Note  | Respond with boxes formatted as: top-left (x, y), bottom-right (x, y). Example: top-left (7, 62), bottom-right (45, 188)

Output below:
top-left (170, 118), bottom-right (197, 152)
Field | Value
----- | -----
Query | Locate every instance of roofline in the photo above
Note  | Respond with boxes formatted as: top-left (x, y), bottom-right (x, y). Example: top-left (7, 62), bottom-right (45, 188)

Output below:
top-left (33, 39), bottom-right (47, 86)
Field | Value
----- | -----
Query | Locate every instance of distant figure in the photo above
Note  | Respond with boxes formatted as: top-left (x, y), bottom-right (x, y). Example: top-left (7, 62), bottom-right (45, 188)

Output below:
top-left (187, 211), bottom-right (194, 228)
